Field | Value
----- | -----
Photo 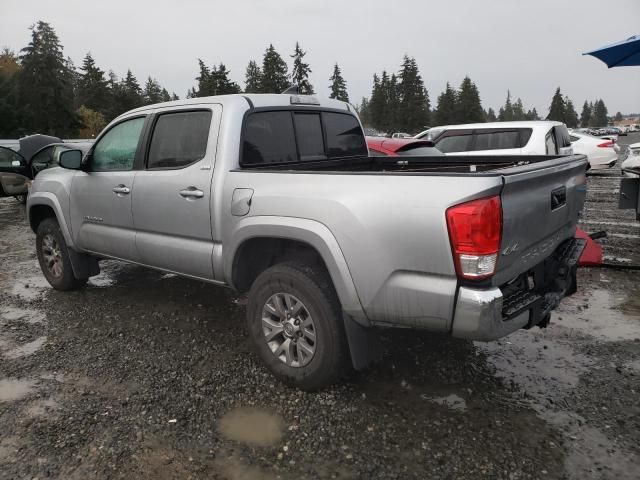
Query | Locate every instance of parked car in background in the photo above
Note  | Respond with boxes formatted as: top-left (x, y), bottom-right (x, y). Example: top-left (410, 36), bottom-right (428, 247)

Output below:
top-left (0, 135), bottom-right (92, 203)
top-left (27, 93), bottom-right (587, 389)
top-left (366, 136), bottom-right (444, 157)
top-left (568, 131), bottom-right (618, 169)
top-left (621, 142), bottom-right (640, 176)
top-left (391, 132), bottom-right (412, 139)
top-left (415, 121), bottom-right (573, 156)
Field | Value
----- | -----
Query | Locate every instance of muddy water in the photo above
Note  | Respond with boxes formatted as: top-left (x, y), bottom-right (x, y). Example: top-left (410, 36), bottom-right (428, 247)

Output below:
top-left (218, 407), bottom-right (284, 447)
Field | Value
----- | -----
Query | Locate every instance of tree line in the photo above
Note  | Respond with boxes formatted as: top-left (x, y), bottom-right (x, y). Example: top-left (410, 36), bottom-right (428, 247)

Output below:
top-left (0, 20), bottom-right (613, 139)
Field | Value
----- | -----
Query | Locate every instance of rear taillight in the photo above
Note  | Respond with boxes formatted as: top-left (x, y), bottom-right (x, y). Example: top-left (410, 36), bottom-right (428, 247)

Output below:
top-left (446, 196), bottom-right (502, 280)
top-left (597, 141), bottom-right (614, 148)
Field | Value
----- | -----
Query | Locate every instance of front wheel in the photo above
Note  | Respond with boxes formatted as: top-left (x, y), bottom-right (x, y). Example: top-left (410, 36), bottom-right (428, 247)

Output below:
top-left (246, 262), bottom-right (349, 391)
top-left (36, 217), bottom-right (87, 291)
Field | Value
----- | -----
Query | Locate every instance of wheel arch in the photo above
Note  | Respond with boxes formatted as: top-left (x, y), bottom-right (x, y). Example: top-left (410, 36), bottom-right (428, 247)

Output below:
top-left (28, 194), bottom-right (74, 247)
top-left (227, 217), bottom-right (368, 326)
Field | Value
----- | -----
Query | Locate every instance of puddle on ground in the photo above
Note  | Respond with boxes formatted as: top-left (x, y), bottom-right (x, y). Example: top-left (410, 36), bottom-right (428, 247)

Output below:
top-left (0, 306), bottom-right (45, 324)
top-left (4, 336), bottom-right (47, 359)
top-left (218, 407), bottom-right (284, 447)
top-left (422, 393), bottom-right (467, 412)
top-left (10, 275), bottom-right (50, 300)
top-left (0, 378), bottom-right (37, 402)
top-left (556, 288), bottom-right (640, 341)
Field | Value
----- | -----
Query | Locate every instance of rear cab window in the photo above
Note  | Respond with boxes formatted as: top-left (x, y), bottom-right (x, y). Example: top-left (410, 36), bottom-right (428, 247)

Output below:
top-left (241, 110), bottom-right (366, 167)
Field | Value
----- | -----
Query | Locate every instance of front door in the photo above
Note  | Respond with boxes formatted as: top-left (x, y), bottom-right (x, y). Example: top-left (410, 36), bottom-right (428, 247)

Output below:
top-left (132, 107), bottom-right (220, 279)
top-left (69, 116), bottom-right (146, 260)
top-left (0, 147), bottom-right (29, 197)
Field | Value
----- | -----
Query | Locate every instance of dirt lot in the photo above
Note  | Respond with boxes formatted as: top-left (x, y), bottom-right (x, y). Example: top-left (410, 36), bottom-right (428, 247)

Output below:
top-left (1, 136), bottom-right (639, 480)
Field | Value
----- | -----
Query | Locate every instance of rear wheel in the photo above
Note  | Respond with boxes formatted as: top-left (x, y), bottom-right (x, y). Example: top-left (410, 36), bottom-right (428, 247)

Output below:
top-left (36, 217), bottom-right (87, 291)
top-left (246, 262), bottom-right (348, 391)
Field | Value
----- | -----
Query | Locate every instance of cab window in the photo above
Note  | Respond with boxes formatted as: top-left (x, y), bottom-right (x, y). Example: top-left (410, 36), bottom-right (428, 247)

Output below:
top-left (91, 117), bottom-right (145, 171)
top-left (545, 130), bottom-right (558, 155)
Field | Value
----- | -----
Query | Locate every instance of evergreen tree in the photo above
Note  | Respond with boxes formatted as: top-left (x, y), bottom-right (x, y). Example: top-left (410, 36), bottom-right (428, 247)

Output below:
top-left (357, 97), bottom-right (370, 127)
top-left (498, 91), bottom-right (514, 121)
top-left (564, 98), bottom-right (579, 128)
top-left (193, 60), bottom-right (241, 96)
top-left (289, 42), bottom-right (313, 94)
top-left (110, 69), bottom-right (143, 118)
top-left (397, 56), bottom-right (429, 131)
top-left (368, 74), bottom-right (385, 130)
top-left (244, 60), bottom-right (262, 93)
top-left (160, 88), bottom-right (171, 102)
top-left (171, 92), bottom-right (179, 101)
top-left (329, 63), bottom-right (349, 102)
top-left (18, 21), bottom-right (80, 136)
top-left (454, 76), bottom-right (483, 123)
top-left (434, 82), bottom-right (457, 125)
top-left (384, 73), bottom-right (399, 132)
top-left (512, 98), bottom-right (526, 121)
top-left (579, 101), bottom-right (591, 127)
top-left (591, 99), bottom-right (608, 126)
top-left (0, 48), bottom-right (21, 136)
top-left (261, 44), bottom-right (289, 93)
top-left (546, 87), bottom-right (566, 122)
top-left (143, 76), bottom-right (163, 105)
top-left (525, 108), bottom-right (540, 120)
top-left (485, 107), bottom-right (497, 122)
top-left (76, 52), bottom-right (110, 115)
top-left (614, 111), bottom-right (623, 122)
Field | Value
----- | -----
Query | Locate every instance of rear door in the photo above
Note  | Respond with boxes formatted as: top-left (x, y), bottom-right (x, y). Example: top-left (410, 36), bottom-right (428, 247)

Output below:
top-left (0, 147), bottom-right (29, 196)
top-left (132, 107), bottom-right (220, 279)
top-left (493, 156), bottom-right (587, 286)
top-left (70, 116), bottom-right (146, 260)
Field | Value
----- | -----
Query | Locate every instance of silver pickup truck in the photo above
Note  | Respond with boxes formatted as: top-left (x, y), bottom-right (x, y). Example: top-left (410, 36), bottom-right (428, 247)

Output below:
top-left (27, 94), bottom-right (587, 389)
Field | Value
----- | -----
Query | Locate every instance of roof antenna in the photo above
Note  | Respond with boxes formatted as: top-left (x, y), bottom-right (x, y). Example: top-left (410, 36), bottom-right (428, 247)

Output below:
top-left (282, 85), bottom-right (299, 94)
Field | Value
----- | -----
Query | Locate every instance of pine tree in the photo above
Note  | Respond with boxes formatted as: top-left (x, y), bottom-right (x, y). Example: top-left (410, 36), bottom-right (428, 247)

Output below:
top-left (329, 63), bottom-right (349, 102)
top-left (109, 69), bottom-right (143, 118)
top-left (512, 98), bottom-right (526, 121)
top-left (397, 56), bottom-right (430, 131)
top-left (18, 21), bottom-right (80, 136)
top-left (546, 87), bottom-right (566, 122)
top-left (454, 76), bottom-right (483, 123)
top-left (580, 101), bottom-right (591, 127)
top-left (357, 97), bottom-right (370, 126)
top-left (143, 77), bottom-right (163, 105)
top-left (244, 60), bottom-right (262, 93)
top-left (614, 111), bottom-right (623, 122)
top-left (385, 73), bottom-right (399, 132)
top-left (193, 60), bottom-right (241, 96)
top-left (591, 99), bottom-right (608, 126)
top-left (485, 107), bottom-right (497, 122)
top-left (160, 88), bottom-right (171, 102)
top-left (76, 52), bottom-right (110, 115)
top-left (290, 42), bottom-right (313, 94)
top-left (564, 98), bottom-right (579, 128)
top-left (434, 83), bottom-right (457, 125)
top-left (261, 44), bottom-right (289, 93)
top-left (525, 108), bottom-right (540, 120)
top-left (0, 49), bottom-right (21, 136)
top-left (498, 91), bottom-right (514, 121)
top-left (368, 74), bottom-right (385, 130)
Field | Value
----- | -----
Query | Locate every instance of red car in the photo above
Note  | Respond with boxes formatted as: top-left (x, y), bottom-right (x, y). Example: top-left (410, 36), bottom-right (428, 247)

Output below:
top-left (366, 136), bottom-right (444, 157)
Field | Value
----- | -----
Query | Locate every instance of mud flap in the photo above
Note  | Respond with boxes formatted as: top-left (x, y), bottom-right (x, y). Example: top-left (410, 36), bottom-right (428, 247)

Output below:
top-left (67, 248), bottom-right (100, 279)
top-left (343, 313), bottom-right (383, 370)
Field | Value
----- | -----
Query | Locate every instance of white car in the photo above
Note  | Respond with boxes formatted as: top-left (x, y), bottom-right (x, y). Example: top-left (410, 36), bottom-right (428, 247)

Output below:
top-left (415, 121), bottom-right (573, 156)
top-left (622, 142), bottom-right (640, 177)
top-left (569, 131), bottom-right (618, 170)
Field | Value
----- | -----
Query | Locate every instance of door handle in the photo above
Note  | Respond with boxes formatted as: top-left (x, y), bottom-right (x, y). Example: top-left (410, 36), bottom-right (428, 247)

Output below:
top-left (112, 185), bottom-right (130, 195)
top-left (179, 187), bottom-right (204, 199)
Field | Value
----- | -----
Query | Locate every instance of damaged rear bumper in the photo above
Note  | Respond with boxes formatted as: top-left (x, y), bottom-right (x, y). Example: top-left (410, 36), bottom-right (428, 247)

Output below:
top-left (451, 237), bottom-right (586, 341)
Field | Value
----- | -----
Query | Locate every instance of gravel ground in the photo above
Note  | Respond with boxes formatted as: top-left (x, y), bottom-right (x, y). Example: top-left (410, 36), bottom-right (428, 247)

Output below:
top-left (1, 138), bottom-right (639, 479)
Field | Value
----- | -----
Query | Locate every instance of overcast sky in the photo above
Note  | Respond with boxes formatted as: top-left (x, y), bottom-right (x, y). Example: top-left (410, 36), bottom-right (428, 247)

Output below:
top-left (2, 0), bottom-right (639, 116)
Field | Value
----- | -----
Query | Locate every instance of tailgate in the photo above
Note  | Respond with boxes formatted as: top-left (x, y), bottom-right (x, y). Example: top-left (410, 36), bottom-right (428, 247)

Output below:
top-left (493, 155), bottom-right (588, 286)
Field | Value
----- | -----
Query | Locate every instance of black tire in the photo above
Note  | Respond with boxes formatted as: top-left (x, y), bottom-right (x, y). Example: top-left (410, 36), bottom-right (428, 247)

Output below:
top-left (14, 194), bottom-right (27, 204)
top-left (246, 262), bottom-right (349, 391)
top-left (36, 217), bottom-right (88, 291)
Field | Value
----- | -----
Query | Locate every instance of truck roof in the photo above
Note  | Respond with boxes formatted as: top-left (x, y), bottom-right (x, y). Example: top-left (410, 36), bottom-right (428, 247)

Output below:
top-left (120, 94), bottom-right (352, 119)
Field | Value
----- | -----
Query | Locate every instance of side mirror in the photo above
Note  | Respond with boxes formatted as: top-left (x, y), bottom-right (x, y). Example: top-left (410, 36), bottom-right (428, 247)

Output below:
top-left (59, 149), bottom-right (83, 170)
